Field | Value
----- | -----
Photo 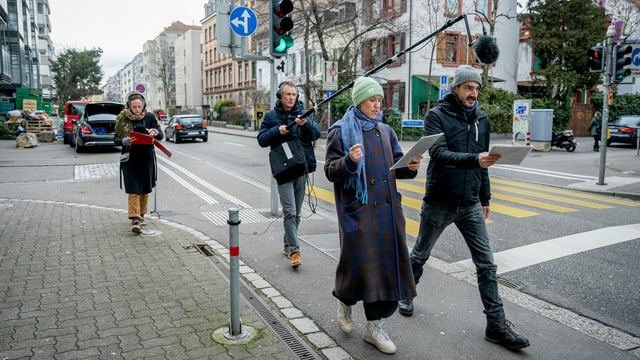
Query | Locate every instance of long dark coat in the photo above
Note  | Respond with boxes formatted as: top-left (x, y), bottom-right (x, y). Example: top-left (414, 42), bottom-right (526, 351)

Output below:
top-left (324, 121), bottom-right (417, 303)
top-left (114, 112), bottom-right (163, 194)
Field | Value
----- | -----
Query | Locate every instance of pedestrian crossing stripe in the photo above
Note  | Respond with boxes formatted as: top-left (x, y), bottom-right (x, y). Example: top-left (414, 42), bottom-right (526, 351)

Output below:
top-left (491, 184), bottom-right (614, 209)
top-left (307, 176), bottom-right (637, 224)
top-left (491, 178), bottom-right (640, 207)
top-left (491, 192), bottom-right (577, 213)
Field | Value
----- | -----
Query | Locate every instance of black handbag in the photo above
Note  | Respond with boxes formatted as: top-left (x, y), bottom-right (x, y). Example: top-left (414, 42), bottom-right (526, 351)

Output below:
top-left (269, 140), bottom-right (307, 185)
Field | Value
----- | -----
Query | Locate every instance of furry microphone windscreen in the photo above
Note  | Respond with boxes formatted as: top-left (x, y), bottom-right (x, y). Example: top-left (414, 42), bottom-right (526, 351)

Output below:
top-left (473, 35), bottom-right (500, 65)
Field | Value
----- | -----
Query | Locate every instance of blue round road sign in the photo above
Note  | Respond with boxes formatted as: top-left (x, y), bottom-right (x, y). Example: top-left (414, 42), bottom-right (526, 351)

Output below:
top-left (135, 83), bottom-right (146, 94)
top-left (632, 47), bottom-right (640, 67)
top-left (230, 6), bottom-right (257, 37)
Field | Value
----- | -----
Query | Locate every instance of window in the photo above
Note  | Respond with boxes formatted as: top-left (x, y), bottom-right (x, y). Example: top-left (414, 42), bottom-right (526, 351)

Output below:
top-left (436, 32), bottom-right (477, 66)
top-left (381, 0), bottom-right (406, 19)
top-left (362, 32), bottom-right (406, 70)
top-left (476, 0), bottom-right (492, 20)
top-left (382, 81), bottom-right (405, 112)
top-left (445, 0), bottom-right (460, 17)
top-left (388, 33), bottom-right (405, 66)
top-left (445, 34), bottom-right (459, 63)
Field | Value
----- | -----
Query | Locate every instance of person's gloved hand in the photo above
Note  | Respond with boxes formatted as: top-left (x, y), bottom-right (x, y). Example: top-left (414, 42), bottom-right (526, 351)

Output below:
top-left (121, 137), bottom-right (131, 146)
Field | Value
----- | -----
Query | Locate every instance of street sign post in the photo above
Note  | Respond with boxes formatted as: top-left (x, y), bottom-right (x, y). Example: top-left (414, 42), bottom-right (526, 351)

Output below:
top-left (323, 61), bottom-right (338, 91)
top-left (439, 75), bottom-right (448, 100)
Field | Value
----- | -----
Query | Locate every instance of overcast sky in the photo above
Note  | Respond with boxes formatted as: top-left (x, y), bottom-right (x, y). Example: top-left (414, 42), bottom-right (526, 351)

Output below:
top-left (48, 0), bottom-right (208, 81)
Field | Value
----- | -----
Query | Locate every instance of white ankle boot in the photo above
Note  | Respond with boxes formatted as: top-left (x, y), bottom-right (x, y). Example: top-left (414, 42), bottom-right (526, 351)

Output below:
top-left (364, 320), bottom-right (396, 354)
top-left (336, 300), bottom-right (352, 333)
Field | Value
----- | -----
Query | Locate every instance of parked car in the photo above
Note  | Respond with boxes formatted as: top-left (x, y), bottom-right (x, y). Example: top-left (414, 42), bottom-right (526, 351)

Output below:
top-left (154, 109), bottom-right (167, 122)
top-left (607, 115), bottom-right (640, 147)
top-left (69, 101), bottom-right (125, 153)
top-left (163, 114), bottom-right (208, 143)
top-left (62, 100), bottom-right (90, 144)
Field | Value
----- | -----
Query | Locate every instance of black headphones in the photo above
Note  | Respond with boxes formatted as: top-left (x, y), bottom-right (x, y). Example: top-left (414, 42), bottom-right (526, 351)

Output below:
top-left (126, 92), bottom-right (146, 110)
top-left (276, 81), bottom-right (299, 101)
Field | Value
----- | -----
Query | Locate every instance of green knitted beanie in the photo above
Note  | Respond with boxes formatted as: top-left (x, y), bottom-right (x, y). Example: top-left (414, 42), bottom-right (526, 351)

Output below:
top-left (352, 77), bottom-right (384, 106)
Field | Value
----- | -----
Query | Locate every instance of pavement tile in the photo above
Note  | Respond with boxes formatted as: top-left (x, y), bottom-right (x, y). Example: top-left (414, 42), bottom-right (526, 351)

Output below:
top-left (0, 199), bottom-right (323, 360)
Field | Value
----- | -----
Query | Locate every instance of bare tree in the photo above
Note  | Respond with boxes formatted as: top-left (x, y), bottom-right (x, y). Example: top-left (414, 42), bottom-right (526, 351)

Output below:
top-left (295, 0), bottom-right (406, 106)
top-left (145, 36), bottom-right (173, 112)
top-left (607, 0), bottom-right (640, 41)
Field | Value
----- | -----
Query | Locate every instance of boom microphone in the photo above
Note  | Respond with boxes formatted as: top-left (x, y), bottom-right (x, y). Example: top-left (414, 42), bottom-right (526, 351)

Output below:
top-left (473, 35), bottom-right (500, 65)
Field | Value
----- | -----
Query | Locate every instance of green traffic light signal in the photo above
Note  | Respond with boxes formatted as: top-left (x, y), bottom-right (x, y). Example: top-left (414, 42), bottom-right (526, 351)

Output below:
top-left (612, 44), bottom-right (632, 83)
top-left (274, 35), bottom-right (294, 53)
top-left (270, 0), bottom-right (294, 58)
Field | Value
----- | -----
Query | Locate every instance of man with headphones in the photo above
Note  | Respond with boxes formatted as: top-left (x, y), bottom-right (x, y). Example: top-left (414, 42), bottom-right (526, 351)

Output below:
top-left (257, 80), bottom-right (321, 267)
top-left (114, 92), bottom-right (164, 234)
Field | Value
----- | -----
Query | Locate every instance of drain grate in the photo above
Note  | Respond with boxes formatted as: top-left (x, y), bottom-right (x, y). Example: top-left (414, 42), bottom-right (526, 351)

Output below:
top-left (207, 257), bottom-right (320, 360)
top-left (194, 244), bottom-right (215, 256)
top-left (498, 277), bottom-right (525, 290)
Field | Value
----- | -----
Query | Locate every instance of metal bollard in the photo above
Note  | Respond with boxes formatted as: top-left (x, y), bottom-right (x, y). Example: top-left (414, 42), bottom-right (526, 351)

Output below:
top-left (224, 208), bottom-right (247, 340)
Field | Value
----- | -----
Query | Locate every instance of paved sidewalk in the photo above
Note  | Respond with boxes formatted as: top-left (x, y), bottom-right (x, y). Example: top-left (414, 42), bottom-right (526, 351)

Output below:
top-left (0, 199), bottom-right (345, 360)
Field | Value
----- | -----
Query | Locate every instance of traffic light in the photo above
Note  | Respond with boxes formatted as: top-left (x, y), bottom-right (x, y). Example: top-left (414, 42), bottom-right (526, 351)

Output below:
top-left (612, 44), bottom-right (632, 83)
top-left (587, 46), bottom-right (604, 72)
top-left (269, 0), bottom-right (294, 58)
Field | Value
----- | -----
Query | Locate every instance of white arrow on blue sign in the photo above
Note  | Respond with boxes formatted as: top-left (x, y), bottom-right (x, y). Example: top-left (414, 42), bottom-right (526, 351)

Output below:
top-left (229, 6), bottom-right (257, 37)
top-left (632, 47), bottom-right (640, 67)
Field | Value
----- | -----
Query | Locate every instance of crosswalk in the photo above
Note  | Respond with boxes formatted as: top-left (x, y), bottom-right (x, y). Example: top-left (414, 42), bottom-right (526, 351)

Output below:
top-left (309, 176), bottom-right (639, 238)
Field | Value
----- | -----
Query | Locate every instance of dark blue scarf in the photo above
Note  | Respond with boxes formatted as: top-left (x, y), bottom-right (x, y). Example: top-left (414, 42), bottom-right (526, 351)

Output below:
top-left (339, 105), bottom-right (382, 205)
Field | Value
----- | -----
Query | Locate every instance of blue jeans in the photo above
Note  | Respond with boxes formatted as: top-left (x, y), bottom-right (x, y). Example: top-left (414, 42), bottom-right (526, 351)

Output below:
top-left (410, 202), bottom-right (505, 322)
top-left (278, 175), bottom-right (306, 254)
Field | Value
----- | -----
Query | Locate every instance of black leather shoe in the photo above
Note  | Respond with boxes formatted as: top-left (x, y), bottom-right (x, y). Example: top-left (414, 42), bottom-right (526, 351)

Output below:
top-left (485, 320), bottom-right (530, 350)
top-left (398, 298), bottom-right (413, 317)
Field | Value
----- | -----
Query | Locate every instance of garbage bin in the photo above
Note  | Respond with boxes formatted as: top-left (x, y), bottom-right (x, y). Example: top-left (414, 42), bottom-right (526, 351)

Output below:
top-left (530, 109), bottom-right (553, 151)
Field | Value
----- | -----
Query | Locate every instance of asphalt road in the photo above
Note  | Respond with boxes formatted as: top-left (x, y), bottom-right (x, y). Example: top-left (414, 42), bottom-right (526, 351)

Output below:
top-left (1, 131), bottom-right (639, 359)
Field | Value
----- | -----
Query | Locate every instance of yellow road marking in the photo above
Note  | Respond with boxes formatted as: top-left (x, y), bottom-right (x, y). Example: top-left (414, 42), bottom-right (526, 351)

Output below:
top-left (397, 181), bottom-right (424, 194)
top-left (310, 184), bottom-right (496, 238)
top-left (491, 193), bottom-right (578, 213)
top-left (491, 184), bottom-right (613, 209)
top-left (492, 178), bottom-right (640, 207)
top-left (490, 203), bottom-right (539, 218)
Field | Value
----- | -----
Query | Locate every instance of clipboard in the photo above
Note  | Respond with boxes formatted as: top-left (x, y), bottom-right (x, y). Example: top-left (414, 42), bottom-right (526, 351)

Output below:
top-left (489, 145), bottom-right (531, 165)
top-left (390, 133), bottom-right (443, 170)
top-left (129, 132), bottom-right (172, 158)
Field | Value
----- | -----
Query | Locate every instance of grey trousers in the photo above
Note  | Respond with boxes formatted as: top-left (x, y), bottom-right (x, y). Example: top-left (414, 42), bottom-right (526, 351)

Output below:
top-left (277, 175), bottom-right (306, 253)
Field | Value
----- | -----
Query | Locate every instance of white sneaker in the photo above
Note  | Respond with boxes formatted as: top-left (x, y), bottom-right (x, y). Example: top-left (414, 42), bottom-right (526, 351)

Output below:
top-left (364, 320), bottom-right (396, 354)
top-left (337, 300), bottom-right (352, 334)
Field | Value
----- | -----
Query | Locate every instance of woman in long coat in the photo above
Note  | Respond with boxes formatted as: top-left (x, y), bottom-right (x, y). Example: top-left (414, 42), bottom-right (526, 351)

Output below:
top-left (114, 92), bottom-right (163, 234)
top-left (324, 76), bottom-right (422, 354)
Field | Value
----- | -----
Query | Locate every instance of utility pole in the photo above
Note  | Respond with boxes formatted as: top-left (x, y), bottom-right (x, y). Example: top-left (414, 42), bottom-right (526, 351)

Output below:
top-left (597, 24), bottom-right (616, 186)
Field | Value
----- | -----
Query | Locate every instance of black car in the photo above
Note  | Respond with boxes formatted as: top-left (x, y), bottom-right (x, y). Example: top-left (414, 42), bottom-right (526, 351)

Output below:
top-left (607, 115), bottom-right (640, 147)
top-left (163, 115), bottom-right (208, 143)
top-left (69, 101), bottom-right (125, 153)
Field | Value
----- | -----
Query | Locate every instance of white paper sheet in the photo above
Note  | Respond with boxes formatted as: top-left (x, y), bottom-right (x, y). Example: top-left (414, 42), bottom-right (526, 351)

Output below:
top-left (488, 145), bottom-right (532, 165)
top-left (390, 133), bottom-right (443, 170)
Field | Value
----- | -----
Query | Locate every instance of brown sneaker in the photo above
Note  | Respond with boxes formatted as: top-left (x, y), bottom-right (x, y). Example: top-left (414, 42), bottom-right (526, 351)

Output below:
top-left (131, 219), bottom-right (142, 234)
top-left (290, 253), bottom-right (302, 267)
top-left (283, 245), bottom-right (291, 257)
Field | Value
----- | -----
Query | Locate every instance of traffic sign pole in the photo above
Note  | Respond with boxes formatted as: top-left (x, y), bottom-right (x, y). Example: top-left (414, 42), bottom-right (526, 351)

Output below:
top-left (598, 24), bottom-right (616, 186)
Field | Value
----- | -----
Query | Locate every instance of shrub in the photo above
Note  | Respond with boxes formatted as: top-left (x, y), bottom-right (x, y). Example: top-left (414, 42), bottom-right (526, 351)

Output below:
top-left (0, 122), bottom-right (17, 140)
